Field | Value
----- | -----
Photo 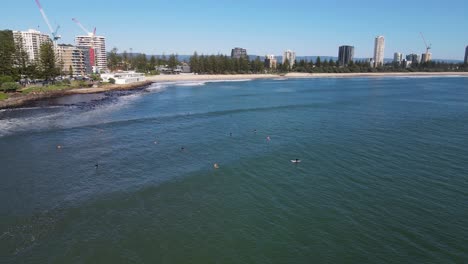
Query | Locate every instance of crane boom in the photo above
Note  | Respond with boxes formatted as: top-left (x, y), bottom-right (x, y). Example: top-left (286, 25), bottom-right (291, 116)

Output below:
top-left (72, 18), bottom-right (91, 34)
top-left (420, 32), bottom-right (429, 50)
top-left (35, 0), bottom-right (56, 38)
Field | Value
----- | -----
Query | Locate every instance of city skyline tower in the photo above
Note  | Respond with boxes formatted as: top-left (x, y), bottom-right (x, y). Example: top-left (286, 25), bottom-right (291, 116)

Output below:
top-left (338, 45), bottom-right (355, 66)
top-left (394, 52), bottom-right (403, 64)
top-left (231, 47), bottom-right (247, 59)
top-left (373, 36), bottom-right (385, 68)
top-left (75, 34), bottom-right (107, 72)
top-left (283, 50), bottom-right (296, 68)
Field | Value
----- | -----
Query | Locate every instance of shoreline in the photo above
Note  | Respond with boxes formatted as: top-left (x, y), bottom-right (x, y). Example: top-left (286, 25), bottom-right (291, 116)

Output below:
top-left (1, 72), bottom-right (468, 110)
top-left (146, 71), bottom-right (468, 82)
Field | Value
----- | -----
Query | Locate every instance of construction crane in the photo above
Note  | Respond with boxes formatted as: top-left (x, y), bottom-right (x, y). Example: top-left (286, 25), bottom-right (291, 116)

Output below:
top-left (72, 18), bottom-right (97, 72)
top-left (420, 32), bottom-right (432, 63)
top-left (34, 0), bottom-right (61, 42)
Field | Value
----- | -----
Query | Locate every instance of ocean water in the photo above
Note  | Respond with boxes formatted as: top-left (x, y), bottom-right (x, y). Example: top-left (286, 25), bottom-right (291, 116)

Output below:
top-left (1, 77), bottom-right (468, 263)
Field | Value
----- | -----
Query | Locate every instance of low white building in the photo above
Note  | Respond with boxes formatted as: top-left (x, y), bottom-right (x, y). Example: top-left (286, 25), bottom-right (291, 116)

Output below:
top-left (101, 71), bottom-right (146, 84)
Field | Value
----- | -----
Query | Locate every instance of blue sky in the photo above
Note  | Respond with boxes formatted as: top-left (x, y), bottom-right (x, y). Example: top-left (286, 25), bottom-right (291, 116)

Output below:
top-left (2, 0), bottom-right (468, 59)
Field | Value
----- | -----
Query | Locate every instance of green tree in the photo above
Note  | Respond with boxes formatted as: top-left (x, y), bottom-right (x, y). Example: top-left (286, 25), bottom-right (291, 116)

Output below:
top-left (0, 82), bottom-right (20, 92)
top-left (122, 50), bottom-right (129, 70)
top-left (0, 30), bottom-right (16, 77)
top-left (189, 52), bottom-right (199, 73)
top-left (282, 59), bottom-right (290, 72)
top-left (0, 76), bottom-right (14, 86)
top-left (69, 65), bottom-right (73, 78)
top-left (316, 56), bottom-right (321, 67)
top-left (161, 54), bottom-right (167, 65)
top-left (39, 42), bottom-right (58, 80)
top-left (13, 34), bottom-right (29, 78)
top-left (168, 54), bottom-right (179, 69)
top-left (149, 55), bottom-right (157, 70)
top-left (108, 47), bottom-right (120, 71)
top-left (134, 53), bottom-right (148, 73)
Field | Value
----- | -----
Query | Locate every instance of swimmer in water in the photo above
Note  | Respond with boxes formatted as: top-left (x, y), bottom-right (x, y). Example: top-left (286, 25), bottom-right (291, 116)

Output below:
top-left (230, 132), bottom-right (232, 137)
top-left (254, 129), bottom-right (257, 134)
top-left (214, 163), bottom-right (219, 169)
top-left (57, 145), bottom-right (62, 149)
top-left (95, 163), bottom-right (99, 168)
top-left (266, 136), bottom-right (271, 141)
top-left (181, 147), bottom-right (185, 151)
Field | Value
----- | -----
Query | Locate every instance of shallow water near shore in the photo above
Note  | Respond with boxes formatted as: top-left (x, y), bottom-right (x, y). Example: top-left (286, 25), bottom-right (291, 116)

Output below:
top-left (1, 77), bottom-right (468, 263)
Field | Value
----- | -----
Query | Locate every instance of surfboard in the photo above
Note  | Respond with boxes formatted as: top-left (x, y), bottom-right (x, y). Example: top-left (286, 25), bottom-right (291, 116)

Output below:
top-left (291, 160), bottom-right (301, 163)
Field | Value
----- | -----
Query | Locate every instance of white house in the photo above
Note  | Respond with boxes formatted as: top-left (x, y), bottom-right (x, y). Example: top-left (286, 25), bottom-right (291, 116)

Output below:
top-left (101, 71), bottom-right (146, 84)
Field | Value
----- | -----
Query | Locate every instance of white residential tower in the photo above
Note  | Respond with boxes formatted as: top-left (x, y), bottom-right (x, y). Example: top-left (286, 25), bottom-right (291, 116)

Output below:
top-left (373, 36), bottom-right (385, 68)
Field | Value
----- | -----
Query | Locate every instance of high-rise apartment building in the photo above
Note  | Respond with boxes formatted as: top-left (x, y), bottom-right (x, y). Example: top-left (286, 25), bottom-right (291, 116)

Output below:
top-left (231, 47), bottom-right (247, 59)
top-left (338, 45), bottom-right (354, 66)
top-left (393, 52), bottom-right (403, 64)
top-left (13, 29), bottom-right (51, 63)
top-left (264, 54), bottom-right (277, 69)
top-left (421, 53), bottom-right (432, 63)
top-left (406, 54), bottom-right (420, 64)
top-left (55, 44), bottom-right (86, 76)
top-left (465, 46), bottom-right (468, 64)
top-left (75, 35), bottom-right (107, 72)
top-left (283, 50), bottom-right (296, 68)
top-left (373, 36), bottom-right (385, 67)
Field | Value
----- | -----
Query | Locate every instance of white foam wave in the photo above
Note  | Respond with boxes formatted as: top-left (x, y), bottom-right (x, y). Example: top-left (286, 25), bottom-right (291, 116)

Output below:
top-left (0, 112), bottom-right (64, 137)
top-left (145, 82), bottom-right (175, 92)
top-left (0, 93), bottom-right (144, 138)
top-left (175, 82), bottom-right (207, 87)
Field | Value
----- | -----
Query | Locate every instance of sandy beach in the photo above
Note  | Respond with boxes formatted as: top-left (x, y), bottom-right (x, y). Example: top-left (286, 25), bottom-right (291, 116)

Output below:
top-left (146, 72), bottom-right (468, 82)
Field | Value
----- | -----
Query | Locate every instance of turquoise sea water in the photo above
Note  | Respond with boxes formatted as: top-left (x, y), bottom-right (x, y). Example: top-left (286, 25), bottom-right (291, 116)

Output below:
top-left (1, 77), bottom-right (468, 263)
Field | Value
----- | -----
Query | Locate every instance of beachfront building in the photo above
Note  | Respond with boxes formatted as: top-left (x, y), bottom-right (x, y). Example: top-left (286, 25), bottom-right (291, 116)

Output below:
top-left (406, 54), bottom-right (420, 64)
top-left (338, 45), bottom-right (354, 66)
top-left (78, 47), bottom-right (93, 75)
top-left (264, 54), bottom-right (277, 69)
top-left (421, 53), bottom-right (432, 63)
top-left (283, 50), bottom-right (296, 68)
top-left (55, 44), bottom-right (86, 76)
top-left (13, 29), bottom-right (51, 63)
top-left (231, 48), bottom-right (247, 59)
top-left (465, 46), bottom-right (468, 64)
top-left (373, 36), bottom-right (385, 68)
top-left (402, 59), bottom-right (412, 68)
top-left (75, 35), bottom-right (107, 73)
top-left (393, 52), bottom-right (403, 64)
top-left (101, 71), bottom-right (146, 84)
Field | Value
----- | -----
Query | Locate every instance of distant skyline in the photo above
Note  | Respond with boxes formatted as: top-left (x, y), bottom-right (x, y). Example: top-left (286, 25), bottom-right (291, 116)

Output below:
top-left (2, 0), bottom-right (468, 60)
